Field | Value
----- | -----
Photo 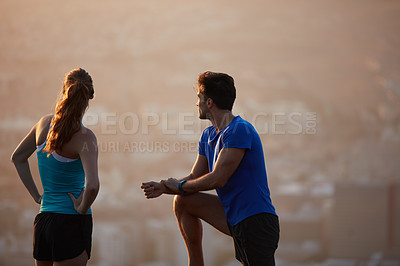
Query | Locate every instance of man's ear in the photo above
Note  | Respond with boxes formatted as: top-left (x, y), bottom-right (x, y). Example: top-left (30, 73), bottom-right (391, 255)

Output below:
top-left (206, 98), bottom-right (214, 108)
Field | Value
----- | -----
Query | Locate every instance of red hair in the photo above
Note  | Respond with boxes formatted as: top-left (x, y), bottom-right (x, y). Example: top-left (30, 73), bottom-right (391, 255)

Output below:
top-left (43, 68), bottom-right (94, 155)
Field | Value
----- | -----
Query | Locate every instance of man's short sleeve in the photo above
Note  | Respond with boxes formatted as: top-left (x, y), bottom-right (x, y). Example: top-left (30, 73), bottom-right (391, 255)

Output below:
top-left (222, 123), bottom-right (252, 150)
top-left (198, 130), bottom-right (207, 156)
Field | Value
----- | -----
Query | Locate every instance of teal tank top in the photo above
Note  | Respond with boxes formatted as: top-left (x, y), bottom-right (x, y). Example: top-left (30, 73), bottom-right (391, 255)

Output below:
top-left (36, 141), bottom-right (91, 215)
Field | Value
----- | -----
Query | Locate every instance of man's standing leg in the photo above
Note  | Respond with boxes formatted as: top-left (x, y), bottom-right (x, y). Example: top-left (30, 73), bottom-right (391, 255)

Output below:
top-left (173, 192), bottom-right (231, 266)
top-left (230, 212), bottom-right (280, 266)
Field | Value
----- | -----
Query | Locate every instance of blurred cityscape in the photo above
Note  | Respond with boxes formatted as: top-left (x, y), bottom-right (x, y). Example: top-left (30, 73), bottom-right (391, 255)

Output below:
top-left (1, 0), bottom-right (400, 265)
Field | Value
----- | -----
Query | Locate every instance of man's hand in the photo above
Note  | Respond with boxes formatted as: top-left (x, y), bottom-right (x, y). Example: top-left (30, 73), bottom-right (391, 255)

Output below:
top-left (141, 181), bottom-right (165, 199)
top-left (160, 178), bottom-right (180, 194)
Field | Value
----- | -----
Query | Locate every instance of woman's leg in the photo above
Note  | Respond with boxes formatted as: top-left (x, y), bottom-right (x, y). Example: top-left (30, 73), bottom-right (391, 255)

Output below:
top-left (36, 260), bottom-right (53, 266)
top-left (54, 250), bottom-right (88, 266)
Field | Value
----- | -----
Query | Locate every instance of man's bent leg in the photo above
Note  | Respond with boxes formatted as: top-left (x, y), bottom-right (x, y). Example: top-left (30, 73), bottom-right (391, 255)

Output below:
top-left (174, 193), bottom-right (230, 266)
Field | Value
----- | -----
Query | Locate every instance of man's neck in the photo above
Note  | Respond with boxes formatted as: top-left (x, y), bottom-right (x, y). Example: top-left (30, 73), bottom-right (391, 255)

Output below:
top-left (209, 111), bottom-right (235, 133)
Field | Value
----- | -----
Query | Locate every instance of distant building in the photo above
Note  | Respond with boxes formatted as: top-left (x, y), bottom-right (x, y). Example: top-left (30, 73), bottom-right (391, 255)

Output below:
top-left (328, 181), bottom-right (400, 260)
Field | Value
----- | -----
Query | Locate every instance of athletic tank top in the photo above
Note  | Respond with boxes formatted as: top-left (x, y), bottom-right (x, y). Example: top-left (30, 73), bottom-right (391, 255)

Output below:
top-left (36, 140), bottom-right (91, 215)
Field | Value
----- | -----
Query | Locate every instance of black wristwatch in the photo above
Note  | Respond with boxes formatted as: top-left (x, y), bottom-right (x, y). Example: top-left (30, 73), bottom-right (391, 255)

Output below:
top-left (178, 180), bottom-right (187, 194)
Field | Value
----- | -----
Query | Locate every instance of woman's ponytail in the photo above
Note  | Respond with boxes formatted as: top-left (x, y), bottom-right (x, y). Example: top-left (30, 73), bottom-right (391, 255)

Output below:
top-left (43, 68), bottom-right (94, 155)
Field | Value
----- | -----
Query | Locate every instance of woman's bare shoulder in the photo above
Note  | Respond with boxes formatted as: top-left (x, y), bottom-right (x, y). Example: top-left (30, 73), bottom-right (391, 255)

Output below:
top-left (73, 125), bottom-right (97, 146)
top-left (37, 114), bottom-right (53, 127)
top-left (35, 114), bottom-right (53, 145)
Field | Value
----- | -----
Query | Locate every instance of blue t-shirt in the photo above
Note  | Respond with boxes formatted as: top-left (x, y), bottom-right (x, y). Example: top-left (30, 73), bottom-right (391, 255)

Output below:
top-left (199, 116), bottom-right (276, 225)
top-left (37, 141), bottom-right (91, 215)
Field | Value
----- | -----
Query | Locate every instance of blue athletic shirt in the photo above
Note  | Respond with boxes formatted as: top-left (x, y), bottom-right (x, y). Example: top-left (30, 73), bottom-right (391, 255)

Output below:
top-left (36, 141), bottom-right (91, 215)
top-left (199, 116), bottom-right (276, 226)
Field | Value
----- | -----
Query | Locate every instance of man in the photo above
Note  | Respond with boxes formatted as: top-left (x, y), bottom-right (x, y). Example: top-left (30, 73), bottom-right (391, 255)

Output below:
top-left (141, 71), bottom-right (279, 266)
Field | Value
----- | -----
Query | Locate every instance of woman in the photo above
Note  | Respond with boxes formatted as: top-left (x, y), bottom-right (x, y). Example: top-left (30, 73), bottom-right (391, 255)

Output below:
top-left (11, 68), bottom-right (100, 266)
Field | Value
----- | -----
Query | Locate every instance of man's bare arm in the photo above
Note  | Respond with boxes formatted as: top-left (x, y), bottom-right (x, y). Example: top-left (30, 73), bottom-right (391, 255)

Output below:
top-left (181, 154), bottom-right (209, 182)
top-left (141, 154), bottom-right (209, 198)
top-left (161, 148), bottom-right (246, 194)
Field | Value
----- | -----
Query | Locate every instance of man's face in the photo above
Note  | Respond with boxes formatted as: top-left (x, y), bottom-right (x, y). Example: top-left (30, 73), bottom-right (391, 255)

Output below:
top-left (196, 90), bottom-right (209, 120)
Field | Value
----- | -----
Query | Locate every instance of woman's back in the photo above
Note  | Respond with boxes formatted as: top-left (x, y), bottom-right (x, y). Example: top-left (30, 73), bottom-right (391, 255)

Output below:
top-left (35, 115), bottom-right (94, 214)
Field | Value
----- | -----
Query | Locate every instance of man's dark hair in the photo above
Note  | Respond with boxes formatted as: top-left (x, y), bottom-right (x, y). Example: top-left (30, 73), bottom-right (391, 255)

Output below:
top-left (197, 71), bottom-right (236, 111)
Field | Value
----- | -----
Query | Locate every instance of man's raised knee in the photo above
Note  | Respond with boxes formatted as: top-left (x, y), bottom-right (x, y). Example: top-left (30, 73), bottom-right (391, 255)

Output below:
top-left (173, 194), bottom-right (186, 215)
top-left (174, 194), bottom-right (195, 217)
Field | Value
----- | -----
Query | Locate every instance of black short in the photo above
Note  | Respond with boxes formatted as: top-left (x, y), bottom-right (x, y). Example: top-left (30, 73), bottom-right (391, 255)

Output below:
top-left (33, 212), bottom-right (93, 261)
top-left (228, 212), bottom-right (280, 266)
